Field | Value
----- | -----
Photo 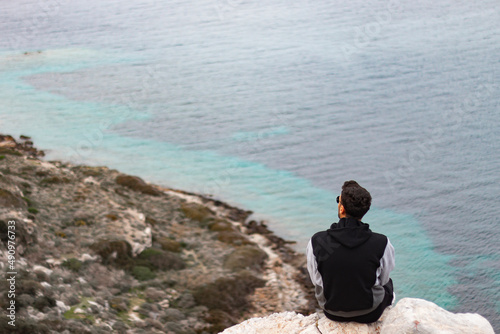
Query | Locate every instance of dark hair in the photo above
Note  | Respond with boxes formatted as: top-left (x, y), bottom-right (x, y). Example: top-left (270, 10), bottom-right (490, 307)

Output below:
top-left (340, 180), bottom-right (372, 219)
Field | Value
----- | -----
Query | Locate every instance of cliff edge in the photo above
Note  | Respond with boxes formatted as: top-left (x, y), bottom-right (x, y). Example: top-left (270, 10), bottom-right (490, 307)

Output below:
top-left (222, 298), bottom-right (494, 334)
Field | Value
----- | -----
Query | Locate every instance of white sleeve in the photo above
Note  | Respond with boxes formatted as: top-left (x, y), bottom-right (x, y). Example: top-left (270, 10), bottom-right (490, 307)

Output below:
top-left (306, 238), bottom-right (327, 309)
top-left (378, 238), bottom-right (395, 286)
top-left (306, 239), bottom-right (323, 288)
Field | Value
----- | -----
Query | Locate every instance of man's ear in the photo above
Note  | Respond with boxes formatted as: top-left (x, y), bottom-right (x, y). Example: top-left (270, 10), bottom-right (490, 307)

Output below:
top-left (339, 204), bottom-right (346, 217)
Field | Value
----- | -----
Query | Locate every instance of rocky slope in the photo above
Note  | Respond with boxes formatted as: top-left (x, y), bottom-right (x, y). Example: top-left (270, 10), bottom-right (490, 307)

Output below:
top-left (0, 134), bottom-right (316, 333)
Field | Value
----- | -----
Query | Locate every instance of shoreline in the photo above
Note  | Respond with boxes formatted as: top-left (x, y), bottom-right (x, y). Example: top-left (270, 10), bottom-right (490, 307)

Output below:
top-left (0, 133), bottom-right (316, 333)
top-left (158, 186), bottom-right (316, 316)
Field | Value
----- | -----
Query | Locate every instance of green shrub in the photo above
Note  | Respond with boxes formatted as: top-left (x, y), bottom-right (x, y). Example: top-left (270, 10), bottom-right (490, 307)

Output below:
top-left (62, 258), bottom-right (82, 272)
top-left (208, 220), bottom-right (234, 232)
top-left (17, 280), bottom-right (43, 296)
top-left (223, 246), bottom-right (268, 272)
top-left (0, 188), bottom-right (26, 208)
top-left (156, 237), bottom-right (182, 253)
top-left (138, 248), bottom-right (163, 258)
top-left (21, 196), bottom-right (32, 206)
top-left (28, 207), bottom-right (38, 214)
top-left (40, 176), bottom-right (70, 185)
top-left (217, 231), bottom-right (253, 246)
top-left (78, 166), bottom-right (107, 177)
top-left (137, 248), bottom-right (186, 271)
top-left (115, 174), bottom-right (160, 196)
top-left (205, 309), bottom-right (238, 334)
top-left (193, 271), bottom-right (265, 316)
top-left (90, 239), bottom-right (133, 268)
top-left (0, 315), bottom-right (50, 334)
top-left (0, 148), bottom-right (22, 156)
top-left (132, 266), bottom-right (156, 281)
top-left (109, 296), bottom-right (129, 312)
top-left (34, 296), bottom-right (56, 311)
top-left (180, 202), bottom-right (215, 224)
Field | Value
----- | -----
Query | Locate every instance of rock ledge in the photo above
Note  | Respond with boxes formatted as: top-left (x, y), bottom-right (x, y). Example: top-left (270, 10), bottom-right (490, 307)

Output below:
top-left (221, 298), bottom-right (495, 334)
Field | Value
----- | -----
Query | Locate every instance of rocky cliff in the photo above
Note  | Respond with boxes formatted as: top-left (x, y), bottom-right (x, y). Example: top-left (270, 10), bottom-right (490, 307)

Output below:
top-left (0, 134), bottom-right (315, 333)
top-left (221, 298), bottom-right (495, 334)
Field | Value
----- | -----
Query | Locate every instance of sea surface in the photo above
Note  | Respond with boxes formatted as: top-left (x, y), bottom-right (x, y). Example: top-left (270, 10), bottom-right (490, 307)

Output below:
top-left (0, 0), bottom-right (499, 329)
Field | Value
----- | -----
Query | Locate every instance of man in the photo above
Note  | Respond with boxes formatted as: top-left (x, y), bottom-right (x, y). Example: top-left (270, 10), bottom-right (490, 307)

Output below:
top-left (306, 180), bottom-right (395, 323)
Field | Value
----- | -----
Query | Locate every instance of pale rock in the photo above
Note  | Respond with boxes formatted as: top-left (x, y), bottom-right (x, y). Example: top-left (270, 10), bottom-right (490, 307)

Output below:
top-left (88, 300), bottom-right (102, 309)
top-left (27, 306), bottom-right (47, 321)
top-left (131, 226), bottom-right (152, 256)
top-left (129, 311), bottom-right (144, 323)
top-left (56, 300), bottom-right (70, 313)
top-left (99, 208), bottom-right (151, 256)
top-left (33, 264), bottom-right (53, 276)
top-left (159, 299), bottom-right (170, 309)
top-left (0, 139), bottom-right (16, 147)
top-left (318, 313), bottom-right (383, 334)
top-left (46, 257), bottom-right (63, 266)
top-left (220, 312), bottom-right (320, 334)
top-left (40, 281), bottom-right (52, 289)
top-left (89, 207), bottom-right (152, 257)
top-left (380, 298), bottom-right (494, 334)
top-left (37, 159), bottom-right (59, 171)
top-left (221, 298), bottom-right (494, 334)
top-left (80, 253), bottom-right (98, 262)
top-left (83, 176), bottom-right (99, 185)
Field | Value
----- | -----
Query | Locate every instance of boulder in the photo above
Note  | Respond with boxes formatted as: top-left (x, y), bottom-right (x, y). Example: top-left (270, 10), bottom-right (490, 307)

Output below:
top-left (220, 298), bottom-right (494, 334)
top-left (380, 298), bottom-right (494, 334)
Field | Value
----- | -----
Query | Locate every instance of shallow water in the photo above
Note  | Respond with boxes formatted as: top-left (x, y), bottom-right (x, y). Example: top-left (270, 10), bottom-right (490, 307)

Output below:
top-left (1, 0), bottom-right (499, 329)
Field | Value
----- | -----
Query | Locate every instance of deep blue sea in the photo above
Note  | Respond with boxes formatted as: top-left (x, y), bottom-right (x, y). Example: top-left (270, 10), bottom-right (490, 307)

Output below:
top-left (1, 0), bottom-right (499, 329)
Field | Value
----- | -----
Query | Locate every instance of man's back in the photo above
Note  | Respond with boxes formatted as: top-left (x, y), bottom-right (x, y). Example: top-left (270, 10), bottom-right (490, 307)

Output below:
top-left (306, 181), bottom-right (395, 323)
top-left (308, 218), bottom-right (394, 315)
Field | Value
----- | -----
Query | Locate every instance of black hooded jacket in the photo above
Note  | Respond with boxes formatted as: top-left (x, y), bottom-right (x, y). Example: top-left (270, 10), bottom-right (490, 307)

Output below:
top-left (306, 217), bottom-right (395, 318)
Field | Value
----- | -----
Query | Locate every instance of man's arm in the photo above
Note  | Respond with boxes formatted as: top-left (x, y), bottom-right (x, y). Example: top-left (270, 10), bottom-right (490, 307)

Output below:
top-left (378, 237), bottom-right (395, 286)
top-left (306, 239), bottom-right (320, 285)
top-left (306, 239), bottom-right (325, 308)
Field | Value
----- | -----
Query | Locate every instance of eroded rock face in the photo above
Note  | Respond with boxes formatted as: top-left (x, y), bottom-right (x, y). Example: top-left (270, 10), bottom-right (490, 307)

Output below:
top-left (221, 298), bottom-right (495, 334)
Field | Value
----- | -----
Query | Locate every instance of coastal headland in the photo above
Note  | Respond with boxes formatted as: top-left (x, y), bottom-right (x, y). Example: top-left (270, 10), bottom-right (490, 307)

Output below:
top-left (0, 133), bottom-right (316, 333)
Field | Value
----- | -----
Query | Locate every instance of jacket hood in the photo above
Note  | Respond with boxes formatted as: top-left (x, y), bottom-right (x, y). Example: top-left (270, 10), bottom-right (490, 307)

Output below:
top-left (327, 217), bottom-right (372, 248)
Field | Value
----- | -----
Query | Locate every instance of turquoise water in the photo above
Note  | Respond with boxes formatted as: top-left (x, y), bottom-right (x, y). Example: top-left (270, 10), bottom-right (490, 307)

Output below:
top-left (1, 0), bottom-right (499, 328)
